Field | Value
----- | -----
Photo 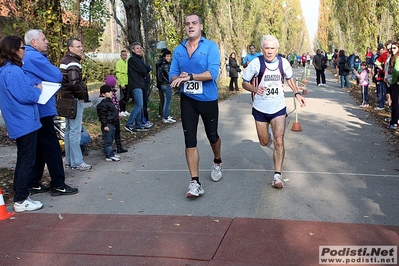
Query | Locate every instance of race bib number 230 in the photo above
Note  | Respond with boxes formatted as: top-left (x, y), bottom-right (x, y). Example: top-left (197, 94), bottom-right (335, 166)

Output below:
top-left (184, 81), bottom-right (203, 94)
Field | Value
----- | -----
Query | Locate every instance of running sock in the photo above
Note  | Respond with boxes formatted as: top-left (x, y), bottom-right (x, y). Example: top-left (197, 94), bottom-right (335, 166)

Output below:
top-left (192, 177), bottom-right (200, 185)
top-left (274, 172), bottom-right (282, 176)
top-left (214, 158), bottom-right (222, 164)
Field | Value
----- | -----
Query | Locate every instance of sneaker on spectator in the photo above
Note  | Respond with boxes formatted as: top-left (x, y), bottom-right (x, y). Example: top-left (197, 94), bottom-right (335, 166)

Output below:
top-left (51, 184), bottom-right (79, 196)
top-left (211, 162), bottom-right (222, 182)
top-left (119, 112), bottom-right (126, 117)
top-left (72, 162), bottom-right (92, 171)
top-left (162, 117), bottom-right (176, 123)
top-left (29, 183), bottom-right (50, 194)
top-left (136, 127), bottom-right (150, 132)
top-left (13, 197), bottom-right (43, 212)
top-left (186, 180), bottom-right (204, 198)
top-left (272, 173), bottom-right (284, 189)
top-left (123, 111), bottom-right (130, 116)
top-left (387, 124), bottom-right (397, 129)
top-left (106, 156), bottom-right (121, 162)
top-left (124, 125), bottom-right (137, 133)
top-left (143, 122), bottom-right (153, 129)
top-left (374, 107), bottom-right (384, 111)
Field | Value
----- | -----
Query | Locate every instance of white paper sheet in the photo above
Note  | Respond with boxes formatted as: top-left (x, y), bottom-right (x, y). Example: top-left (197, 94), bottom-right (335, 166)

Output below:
top-left (37, 81), bottom-right (61, 105)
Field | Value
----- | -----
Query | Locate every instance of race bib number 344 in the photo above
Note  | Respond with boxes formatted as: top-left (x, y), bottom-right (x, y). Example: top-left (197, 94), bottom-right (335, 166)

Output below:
top-left (262, 82), bottom-right (281, 99)
top-left (184, 81), bottom-right (203, 94)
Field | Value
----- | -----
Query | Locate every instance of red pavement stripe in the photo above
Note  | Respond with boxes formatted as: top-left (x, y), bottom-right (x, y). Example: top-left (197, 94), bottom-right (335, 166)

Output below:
top-left (1, 213), bottom-right (398, 266)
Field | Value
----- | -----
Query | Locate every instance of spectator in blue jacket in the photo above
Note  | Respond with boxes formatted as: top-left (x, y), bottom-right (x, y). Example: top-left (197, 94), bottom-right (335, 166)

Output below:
top-left (0, 36), bottom-right (43, 212)
top-left (23, 29), bottom-right (78, 196)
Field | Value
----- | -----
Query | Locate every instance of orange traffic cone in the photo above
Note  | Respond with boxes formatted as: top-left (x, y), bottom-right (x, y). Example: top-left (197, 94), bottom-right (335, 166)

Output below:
top-left (0, 188), bottom-right (14, 220)
top-left (291, 122), bottom-right (302, 131)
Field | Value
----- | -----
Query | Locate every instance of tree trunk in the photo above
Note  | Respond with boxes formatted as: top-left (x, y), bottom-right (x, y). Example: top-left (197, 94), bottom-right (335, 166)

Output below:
top-left (121, 0), bottom-right (142, 48)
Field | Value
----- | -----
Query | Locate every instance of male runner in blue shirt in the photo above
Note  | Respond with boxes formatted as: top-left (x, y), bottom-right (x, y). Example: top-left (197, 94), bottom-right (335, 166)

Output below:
top-left (170, 13), bottom-right (223, 198)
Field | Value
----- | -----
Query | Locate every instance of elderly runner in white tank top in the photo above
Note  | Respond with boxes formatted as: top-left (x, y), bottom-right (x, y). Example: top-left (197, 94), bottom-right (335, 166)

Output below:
top-left (242, 35), bottom-right (306, 189)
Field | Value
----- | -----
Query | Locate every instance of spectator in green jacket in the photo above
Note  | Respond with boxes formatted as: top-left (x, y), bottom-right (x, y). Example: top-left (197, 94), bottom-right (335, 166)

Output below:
top-left (115, 50), bottom-right (129, 116)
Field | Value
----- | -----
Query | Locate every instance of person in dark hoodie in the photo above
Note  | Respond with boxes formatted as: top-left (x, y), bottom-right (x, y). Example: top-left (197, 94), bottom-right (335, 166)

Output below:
top-left (94, 85), bottom-right (121, 162)
top-left (124, 42), bottom-right (150, 133)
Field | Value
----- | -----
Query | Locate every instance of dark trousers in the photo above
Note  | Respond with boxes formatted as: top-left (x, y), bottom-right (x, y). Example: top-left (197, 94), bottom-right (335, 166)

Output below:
top-left (114, 120), bottom-right (122, 147)
top-left (29, 116), bottom-right (65, 188)
top-left (316, 68), bottom-right (326, 85)
top-left (158, 87), bottom-right (164, 117)
top-left (102, 124), bottom-right (116, 158)
top-left (360, 85), bottom-right (369, 104)
top-left (229, 77), bottom-right (239, 91)
top-left (119, 85), bottom-right (129, 112)
top-left (14, 131), bottom-right (37, 202)
top-left (390, 84), bottom-right (399, 125)
top-left (142, 87), bottom-right (149, 121)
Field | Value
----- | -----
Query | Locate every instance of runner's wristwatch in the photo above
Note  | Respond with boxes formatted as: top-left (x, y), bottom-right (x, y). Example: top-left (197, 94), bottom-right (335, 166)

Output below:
top-left (189, 73), bottom-right (194, 81)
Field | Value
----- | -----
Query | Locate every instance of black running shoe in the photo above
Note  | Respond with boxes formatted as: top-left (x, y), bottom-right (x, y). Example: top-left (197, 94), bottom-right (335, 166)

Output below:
top-left (29, 184), bottom-right (50, 194)
top-left (51, 184), bottom-right (79, 196)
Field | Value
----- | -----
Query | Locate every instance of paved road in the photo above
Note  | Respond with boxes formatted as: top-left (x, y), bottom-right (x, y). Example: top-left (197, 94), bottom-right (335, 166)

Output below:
top-left (2, 66), bottom-right (399, 265)
top-left (6, 66), bottom-right (395, 226)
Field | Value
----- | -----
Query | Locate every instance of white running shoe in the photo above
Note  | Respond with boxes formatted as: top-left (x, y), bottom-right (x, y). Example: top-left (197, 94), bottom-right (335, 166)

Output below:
top-left (72, 162), bottom-right (92, 171)
top-left (14, 197), bottom-right (43, 212)
top-left (123, 111), bottom-right (130, 116)
top-left (267, 126), bottom-right (273, 147)
top-left (186, 180), bottom-right (204, 198)
top-left (105, 156), bottom-right (120, 162)
top-left (162, 117), bottom-right (176, 123)
top-left (211, 163), bottom-right (222, 182)
top-left (272, 173), bottom-right (284, 189)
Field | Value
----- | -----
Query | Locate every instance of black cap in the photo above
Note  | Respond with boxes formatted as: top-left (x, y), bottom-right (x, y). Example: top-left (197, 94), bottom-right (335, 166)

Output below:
top-left (100, 85), bottom-right (112, 95)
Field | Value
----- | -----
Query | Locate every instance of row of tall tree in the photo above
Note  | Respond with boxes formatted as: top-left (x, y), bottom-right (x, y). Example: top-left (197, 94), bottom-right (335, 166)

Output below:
top-left (317, 0), bottom-right (399, 55)
top-left (2, 0), bottom-right (399, 74)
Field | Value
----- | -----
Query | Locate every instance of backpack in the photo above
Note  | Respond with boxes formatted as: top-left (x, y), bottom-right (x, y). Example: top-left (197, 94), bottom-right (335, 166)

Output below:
top-left (251, 55), bottom-right (285, 87)
top-left (344, 58), bottom-right (351, 72)
top-left (251, 56), bottom-right (285, 100)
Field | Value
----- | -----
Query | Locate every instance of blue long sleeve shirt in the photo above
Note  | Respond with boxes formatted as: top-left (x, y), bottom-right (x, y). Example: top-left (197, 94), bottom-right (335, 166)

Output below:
top-left (22, 45), bottom-right (62, 118)
top-left (0, 62), bottom-right (41, 139)
top-left (169, 37), bottom-right (220, 101)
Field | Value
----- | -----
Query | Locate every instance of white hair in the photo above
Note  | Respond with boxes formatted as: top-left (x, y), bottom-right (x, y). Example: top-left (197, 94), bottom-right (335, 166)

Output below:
top-left (24, 29), bottom-right (43, 45)
top-left (260, 35), bottom-right (280, 49)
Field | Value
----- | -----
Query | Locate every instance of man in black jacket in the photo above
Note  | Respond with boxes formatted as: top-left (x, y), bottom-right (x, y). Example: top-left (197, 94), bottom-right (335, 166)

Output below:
top-left (312, 49), bottom-right (326, 86)
top-left (59, 38), bottom-right (92, 171)
top-left (124, 42), bottom-right (150, 133)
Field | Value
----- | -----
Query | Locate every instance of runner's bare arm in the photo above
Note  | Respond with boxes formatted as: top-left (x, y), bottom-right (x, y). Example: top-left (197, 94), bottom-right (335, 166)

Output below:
top-left (286, 78), bottom-right (306, 107)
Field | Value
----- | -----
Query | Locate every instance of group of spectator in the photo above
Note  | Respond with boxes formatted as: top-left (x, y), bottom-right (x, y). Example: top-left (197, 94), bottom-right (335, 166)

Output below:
top-left (0, 30), bottom-right (81, 213)
top-left (313, 42), bottom-right (399, 130)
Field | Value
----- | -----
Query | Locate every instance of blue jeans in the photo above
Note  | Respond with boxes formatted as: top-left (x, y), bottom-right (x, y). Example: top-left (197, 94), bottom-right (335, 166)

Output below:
top-left (65, 101), bottom-right (84, 167)
top-left (14, 130), bottom-right (37, 202)
top-left (376, 82), bottom-right (386, 108)
top-left (101, 124), bottom-right (116, 158)
top-left (126, 88), bottom-right (143, 129)
top-left (161, 84), bottom-right (172, 119)
top-left (340, 75), bottom-right (350, 88)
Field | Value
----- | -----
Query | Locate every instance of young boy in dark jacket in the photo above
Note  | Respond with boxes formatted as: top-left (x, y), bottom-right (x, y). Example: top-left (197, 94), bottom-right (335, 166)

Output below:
top-left (95, 85), bottom-right (121, 162)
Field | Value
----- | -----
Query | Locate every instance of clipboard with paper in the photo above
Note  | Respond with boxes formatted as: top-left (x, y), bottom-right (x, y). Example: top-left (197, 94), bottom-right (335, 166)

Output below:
top-left (38, 81), bottom-right (61, 105)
